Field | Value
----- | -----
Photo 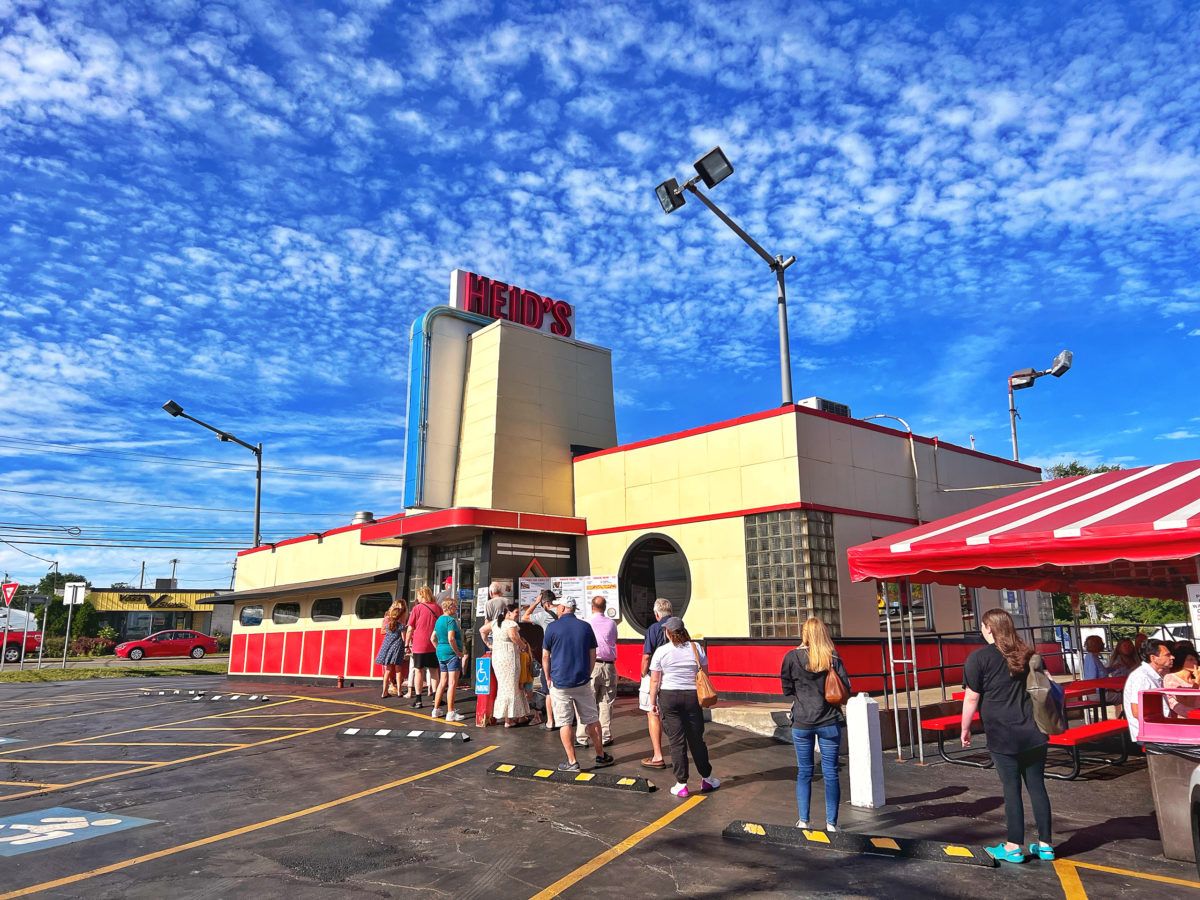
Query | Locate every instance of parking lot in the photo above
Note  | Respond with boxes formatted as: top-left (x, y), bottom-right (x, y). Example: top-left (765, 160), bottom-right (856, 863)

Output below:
top-left (0, 677), bottom-right (1197, 898)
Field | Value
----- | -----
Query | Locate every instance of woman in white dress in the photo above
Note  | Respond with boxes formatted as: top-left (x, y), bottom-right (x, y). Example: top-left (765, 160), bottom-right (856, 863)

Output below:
top-left (492, 602), bottom-right (531, 726)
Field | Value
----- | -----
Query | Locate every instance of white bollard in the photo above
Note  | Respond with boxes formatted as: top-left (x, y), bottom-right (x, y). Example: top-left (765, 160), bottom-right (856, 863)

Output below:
top-left (847, 692), bottom-right (886, 809)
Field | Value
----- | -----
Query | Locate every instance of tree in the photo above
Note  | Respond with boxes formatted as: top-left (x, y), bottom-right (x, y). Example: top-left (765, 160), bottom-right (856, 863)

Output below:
top-left (1046, 460), bottom-right (1122, 480)
top-left (33, 572), bottom-right (97, 640)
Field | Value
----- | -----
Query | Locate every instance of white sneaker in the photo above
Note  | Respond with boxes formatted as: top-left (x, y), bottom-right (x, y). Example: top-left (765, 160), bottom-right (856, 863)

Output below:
top-left (670, 783), bottom-right (690, 798)
top-left (446, 710), bottom-right (465, 722)
top-left (826, 824), bottom-right (838, 833)
top-left (700, 776), bottom-right (721, 792)
top-left (795, 820), bottom-right (809, 829)
top-left (431, 708), bottom-right (445, 718)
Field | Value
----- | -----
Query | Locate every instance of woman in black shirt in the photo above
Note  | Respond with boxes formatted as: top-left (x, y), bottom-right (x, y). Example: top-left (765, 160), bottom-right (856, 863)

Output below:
top-left (781, 617), bottom-right (851, 831)
top-left (960, 608), bottom-right (1053, 863)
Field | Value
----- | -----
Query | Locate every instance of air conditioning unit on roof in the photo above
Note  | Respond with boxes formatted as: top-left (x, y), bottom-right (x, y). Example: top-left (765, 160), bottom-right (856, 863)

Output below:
top-left (798, 396), bottom-right (851, 418)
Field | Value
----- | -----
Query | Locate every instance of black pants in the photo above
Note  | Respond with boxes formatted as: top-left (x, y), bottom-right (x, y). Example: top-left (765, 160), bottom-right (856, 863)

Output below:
top-left (660, 689), bottom-right (712, 785)
top-left (990, 744), bottom-right (1052, 845)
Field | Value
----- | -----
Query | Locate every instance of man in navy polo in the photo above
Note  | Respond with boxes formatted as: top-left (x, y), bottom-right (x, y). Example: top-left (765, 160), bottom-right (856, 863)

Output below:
top-left (543, 597), bottom-right (616, 772)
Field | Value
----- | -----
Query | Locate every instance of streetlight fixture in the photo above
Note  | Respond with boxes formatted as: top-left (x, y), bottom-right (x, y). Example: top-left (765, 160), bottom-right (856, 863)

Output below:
top-left (1006, 349), bottom-right (1073, 461)
top-left (162, 400), bottom-right (263, 546)
top-left (655, 146), bottom-right (797, 406)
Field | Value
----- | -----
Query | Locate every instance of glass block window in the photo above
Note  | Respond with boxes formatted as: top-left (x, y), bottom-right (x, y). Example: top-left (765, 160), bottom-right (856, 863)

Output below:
top-left (744, 509), bottom-right (839, 638)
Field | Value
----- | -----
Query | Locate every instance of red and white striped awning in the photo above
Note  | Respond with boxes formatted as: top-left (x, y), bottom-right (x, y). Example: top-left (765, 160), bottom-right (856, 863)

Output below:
top-left (846, 460), bottom-right (1200, 599)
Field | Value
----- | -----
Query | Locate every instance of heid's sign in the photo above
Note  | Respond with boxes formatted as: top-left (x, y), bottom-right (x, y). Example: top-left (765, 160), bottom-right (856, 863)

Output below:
top-left (449, 269), bottom-right (574, 338)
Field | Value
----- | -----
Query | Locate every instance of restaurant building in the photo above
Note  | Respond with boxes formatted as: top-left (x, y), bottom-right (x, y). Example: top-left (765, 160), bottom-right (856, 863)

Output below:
top-left (91, 579), bottom-right (232, 641)
top-left (213, 270), bottom-right (1045, 693)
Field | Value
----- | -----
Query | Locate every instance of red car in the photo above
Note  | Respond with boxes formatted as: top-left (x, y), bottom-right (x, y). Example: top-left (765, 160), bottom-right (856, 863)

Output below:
top-left (2, 629), bottom-right (41, 664)
top-left (116, 630), bottom-right (218, 661)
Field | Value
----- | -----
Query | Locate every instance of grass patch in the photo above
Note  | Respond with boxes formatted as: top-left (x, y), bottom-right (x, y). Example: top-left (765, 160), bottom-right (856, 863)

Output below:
top-left (0, 663), bottom-right (227, 683)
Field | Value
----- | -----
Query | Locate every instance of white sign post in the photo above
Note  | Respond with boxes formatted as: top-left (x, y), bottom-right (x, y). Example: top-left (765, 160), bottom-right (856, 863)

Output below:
top-left (61, 582), bottom-right (86, 670)
top-left (1186, 584), bottom-right (1200, 644)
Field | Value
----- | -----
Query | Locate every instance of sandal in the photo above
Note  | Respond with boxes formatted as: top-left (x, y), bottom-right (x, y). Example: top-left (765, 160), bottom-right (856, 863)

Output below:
top-left (985, 843), bottom-right (1026, 864)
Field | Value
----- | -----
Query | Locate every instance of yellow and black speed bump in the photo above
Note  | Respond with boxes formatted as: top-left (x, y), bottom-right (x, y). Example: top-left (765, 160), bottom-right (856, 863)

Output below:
top-left (141, 689), bottom-right (207, 698)
top-left (337, 727), bottom-right (470, 742)
top-left (486, 762), bottom-right (656, 792)
top-left (723, 820), bottom-right (996, 868)
top-left (189, 693), bottom-right (271, 703)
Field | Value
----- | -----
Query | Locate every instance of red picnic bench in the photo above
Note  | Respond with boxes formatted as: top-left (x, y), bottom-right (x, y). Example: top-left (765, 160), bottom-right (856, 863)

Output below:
top-left (1046, 718), bottom-right (1130, 780)
top-left (921, 712), bottom-right (989, 768)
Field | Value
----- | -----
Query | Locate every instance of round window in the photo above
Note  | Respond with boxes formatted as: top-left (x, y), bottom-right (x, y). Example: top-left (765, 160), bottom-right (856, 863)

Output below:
top-left (618, 534), bottom-right (691, 634)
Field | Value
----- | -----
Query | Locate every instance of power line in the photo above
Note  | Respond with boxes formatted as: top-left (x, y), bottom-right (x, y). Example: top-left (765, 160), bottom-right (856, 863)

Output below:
top-left (2, 540), bottom-right (248, 550)
top-left (0, 487), bottom-right (355, 516)
top-left (0, 436), bottom-right (406, 481)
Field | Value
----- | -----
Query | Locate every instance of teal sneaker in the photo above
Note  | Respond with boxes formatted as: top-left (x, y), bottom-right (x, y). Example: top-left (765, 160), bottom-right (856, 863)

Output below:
top-left (985, 843), bottom-right (1026, 863)
top-left (1028, 842), bottom-right (1055, 861)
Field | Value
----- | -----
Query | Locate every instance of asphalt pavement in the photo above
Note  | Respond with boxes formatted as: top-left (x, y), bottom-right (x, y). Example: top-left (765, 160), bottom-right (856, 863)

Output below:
top-left (0, 676), bottom-right (1193, 898)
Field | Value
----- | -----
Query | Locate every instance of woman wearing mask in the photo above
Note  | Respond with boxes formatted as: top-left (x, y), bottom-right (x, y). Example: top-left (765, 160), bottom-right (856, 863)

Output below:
top-left (647, 617), bottom-right (720, 798)
top-left (492, 602), bottom-right (532, 727)
top-left (960, 608), bottom-right (1053, 863)
top-left (781, 617), bottom-right (850, 831)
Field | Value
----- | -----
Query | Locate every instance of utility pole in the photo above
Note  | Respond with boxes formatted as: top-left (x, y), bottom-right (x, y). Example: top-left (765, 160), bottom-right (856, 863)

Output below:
top-left (139, 561), bottom-right (145, 589)
top-left (169, 558), bottom-right (180, 586)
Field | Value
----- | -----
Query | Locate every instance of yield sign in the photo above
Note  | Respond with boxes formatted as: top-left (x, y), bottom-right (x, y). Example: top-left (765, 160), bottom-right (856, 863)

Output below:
top-left (1, 583), bottom-right (17, 608)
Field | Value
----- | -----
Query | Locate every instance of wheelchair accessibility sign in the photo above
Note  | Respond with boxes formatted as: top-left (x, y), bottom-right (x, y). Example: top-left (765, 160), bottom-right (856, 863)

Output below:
top-left (475, 657), bottom-right (491, 695)
top-left (0, 806), bottom-right (156, 856)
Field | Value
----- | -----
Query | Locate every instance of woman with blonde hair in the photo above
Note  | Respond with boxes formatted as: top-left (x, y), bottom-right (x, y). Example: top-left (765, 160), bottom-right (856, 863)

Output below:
top-left (960, 608), bottom-right (1053, 863)
top-left (781, 617), bottom-right (850, 831)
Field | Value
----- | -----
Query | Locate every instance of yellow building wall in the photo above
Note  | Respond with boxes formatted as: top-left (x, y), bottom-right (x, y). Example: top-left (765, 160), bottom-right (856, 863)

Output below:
top-left (88, 589), bottom-right (224, 614)
top-left (453, 320), bottom-right (617, 516)
top-left (233, 527), bottom-right (403, 592)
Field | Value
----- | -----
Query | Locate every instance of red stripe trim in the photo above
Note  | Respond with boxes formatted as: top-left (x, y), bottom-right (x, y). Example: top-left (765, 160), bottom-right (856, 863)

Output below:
top-left (361, 507), bottom-right (587, 543)
top-left (236, 512), bottom-right (406, 557)
top-left (573, 403), bottom-right (1038, 473)
top-left (586, 501), bottom-right (916, 536)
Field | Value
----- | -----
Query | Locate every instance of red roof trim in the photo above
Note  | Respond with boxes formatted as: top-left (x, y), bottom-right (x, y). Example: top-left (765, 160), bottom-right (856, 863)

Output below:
top-left (236, 512), bottom-right (406, 557)
top-left (573, 403), bottom-right (1039, 473)
top-left (360, 507), bottom-right (587, 543)
top-left (586, 501), bottom-right (916, 537)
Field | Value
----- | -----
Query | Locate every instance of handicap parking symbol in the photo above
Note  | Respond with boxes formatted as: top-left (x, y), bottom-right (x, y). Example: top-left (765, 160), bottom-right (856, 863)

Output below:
top-left (0, 806), bottom-right (156, 856)
top-left (475, 657), bottom-right (491, 695)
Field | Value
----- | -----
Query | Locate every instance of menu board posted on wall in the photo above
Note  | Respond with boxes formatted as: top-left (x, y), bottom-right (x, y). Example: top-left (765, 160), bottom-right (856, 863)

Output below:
top-left (547, 576), bottom-right (620, 620)
top-left (1187, 584), bottom-right (1200, 644)
top-left (584, 576), bottom-right (619, 620)
top-left (518, 577), bottom-right (551, 607)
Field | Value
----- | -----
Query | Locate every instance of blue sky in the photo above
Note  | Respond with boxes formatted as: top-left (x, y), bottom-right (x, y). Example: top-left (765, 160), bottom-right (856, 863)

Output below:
top-left (1, 0), bottom-right (1198, 589)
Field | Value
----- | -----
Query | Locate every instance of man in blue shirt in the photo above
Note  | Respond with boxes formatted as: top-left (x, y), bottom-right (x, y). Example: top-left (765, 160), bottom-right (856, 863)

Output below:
top-left (543, 597), bottom-right (615, 772)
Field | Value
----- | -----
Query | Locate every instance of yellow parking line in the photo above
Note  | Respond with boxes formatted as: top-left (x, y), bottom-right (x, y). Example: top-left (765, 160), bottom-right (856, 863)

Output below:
top-left (0, 711), bottom-right (376, 803)
top-left (290, 694), bottom-right (466, 726)
top-left (0, 759), bottom-right (155, 766)
top-left (0, 744), bottom-right (499, 899)
top-left (0, 780), bottom-right (63, 788)
top-left (214, 712), bottom-right (352, 718)
top-left (148, 726), bottom-right (306, 732)
top-left (1059, 859), bottom-right (1200, 891)
top-left (0, 699), bottom-right (183, 729)
top-left (530, 794), bottom-right (707, 899)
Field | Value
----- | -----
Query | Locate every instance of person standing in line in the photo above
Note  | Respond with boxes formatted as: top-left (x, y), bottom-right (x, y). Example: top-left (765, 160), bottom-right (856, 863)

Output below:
top-left (781, 616), bottom-right (850, 831)
top-left (648, 617), bottom-right (720, 798)
top-left (639, 598), bottom-right (672, 769)
top-left (1124, 639), bottom-right (1174, 741)
top-left (492, 602), bottom-right (532, 727)
top-left (523, 590), bottom-right (559, 730)
top-left (375, 604), bottom-right (407, 699)
top-left (543, 597), bottom-right (615, 772)
top-left (576, 595), bottom-right (618, 749)
top-left (431, 597), bottom-right (467, 721)
top-left (405, 586), bottom-right (442, 709)
top-left (960, 608), bottom-right (1054, 863)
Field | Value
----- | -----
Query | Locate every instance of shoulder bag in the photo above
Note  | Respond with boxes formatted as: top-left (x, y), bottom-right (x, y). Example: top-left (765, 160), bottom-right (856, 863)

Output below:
top-left (692, 642), bottom-right (718, 708)
top-left (824, 658), bottom-right (850, 705)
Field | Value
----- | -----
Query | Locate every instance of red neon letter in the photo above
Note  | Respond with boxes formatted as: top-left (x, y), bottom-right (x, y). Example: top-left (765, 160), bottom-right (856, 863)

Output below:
top-left (549, 300), bottom-right (573, 337)
top-left (488, 280), bottom-right (508, 319)
top-left (520, 289), bottom-right (545, 329)
top-left (466, 273), bottom-right (488, 314)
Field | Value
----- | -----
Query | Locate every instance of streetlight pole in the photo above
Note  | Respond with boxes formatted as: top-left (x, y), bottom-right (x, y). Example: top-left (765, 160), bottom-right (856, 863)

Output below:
top-left (161, 401), bottom-right (263, 547)
top-left (1006, 350), bottom-right (1074, 462)
top-left (656, 147), bottom-right (796, 407)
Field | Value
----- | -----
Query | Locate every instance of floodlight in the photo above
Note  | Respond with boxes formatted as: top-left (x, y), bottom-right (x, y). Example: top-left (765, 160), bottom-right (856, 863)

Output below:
top-left (1049, 349), bottom-right (1073, 378)
top-left (655, 178), bottom-right (686, 214)
top-left (693, 147), bottom-right (733, 189)
top-left (1009, 369), bottom-right (1038, 390)
top-left (162, 400), bottom-right (183, 417)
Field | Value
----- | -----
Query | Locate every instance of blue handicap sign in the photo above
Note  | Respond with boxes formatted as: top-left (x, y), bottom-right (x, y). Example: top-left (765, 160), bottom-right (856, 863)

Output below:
top-left (0, 806), bottom-right (156, 856)
top-left (474, 657), bottom-right (491, 695)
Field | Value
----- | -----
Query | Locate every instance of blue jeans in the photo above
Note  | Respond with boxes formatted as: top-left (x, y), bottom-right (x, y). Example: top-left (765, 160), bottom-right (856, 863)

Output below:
top-left (792, 723), bottom-right (842, 825)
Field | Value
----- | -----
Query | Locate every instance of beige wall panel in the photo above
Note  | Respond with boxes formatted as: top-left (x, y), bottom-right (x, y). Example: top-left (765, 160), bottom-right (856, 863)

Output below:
top-left (235, 530), bottom-right (402, 592)
top-left (649, 479), bottom-right (681, 520)
top-left (796, 416), bottom-right (833, 463)
top-left (624, 451), bottom-right (653, 488)
top-left (677, 473), bottom-right (712, 516)
top-left (647, 443), bottom-right (681, 483)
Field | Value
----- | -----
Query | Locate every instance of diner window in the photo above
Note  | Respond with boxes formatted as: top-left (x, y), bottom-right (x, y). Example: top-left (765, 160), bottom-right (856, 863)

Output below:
top-left (239, 605), bottom-right (264, 627)
top-left (311, 597), bottom-right (343, 623)
top-left (877, 581), bottom-right (934, 632)
top-left (959, 586), bottom-right (979, 633)
top-left (745, 509), bottom-right (840, 638)
top-left (355, 592), bottom-right (393, 621)
top-left (272, 602), bottom-right (300, 625)
top-left (619, 534), bottom-right (690, 633)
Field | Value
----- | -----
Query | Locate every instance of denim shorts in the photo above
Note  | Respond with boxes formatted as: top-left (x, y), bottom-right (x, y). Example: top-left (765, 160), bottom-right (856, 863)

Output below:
top-left (438, 656), bottom-right (462, 673)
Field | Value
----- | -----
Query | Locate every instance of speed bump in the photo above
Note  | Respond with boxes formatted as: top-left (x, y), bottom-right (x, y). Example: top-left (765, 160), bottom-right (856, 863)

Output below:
top-left (337, 727), bottom-right (470, 743)
top-left (722, 820), bottom-right (996, 868)
top-left (141, 690), bottom-right (207, 698)
top-left (486, 762), bottom-right (656, 793)
top-left (189, 694), bottom-right (270, 703)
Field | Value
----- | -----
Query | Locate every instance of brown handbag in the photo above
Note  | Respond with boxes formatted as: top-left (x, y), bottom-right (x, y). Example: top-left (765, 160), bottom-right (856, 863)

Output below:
top-left (824, 662), bottom-right (849, 705)
top-left (692, 642), bottom-right (718, 708)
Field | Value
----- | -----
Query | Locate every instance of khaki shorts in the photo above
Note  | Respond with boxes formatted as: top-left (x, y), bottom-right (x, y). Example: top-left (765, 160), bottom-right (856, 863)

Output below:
top-left (551, 683), bottom-right (599, 727)
top-left (638, 675), bottom-right (659, 715)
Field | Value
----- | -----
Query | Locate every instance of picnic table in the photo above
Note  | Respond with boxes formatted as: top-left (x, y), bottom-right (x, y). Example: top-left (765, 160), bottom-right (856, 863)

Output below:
top-left (1062, 676), bottom-right (1126, 721)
